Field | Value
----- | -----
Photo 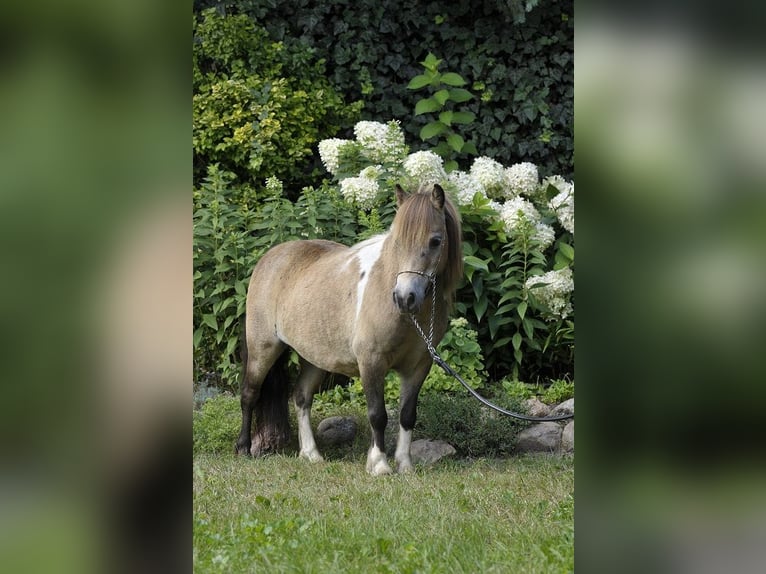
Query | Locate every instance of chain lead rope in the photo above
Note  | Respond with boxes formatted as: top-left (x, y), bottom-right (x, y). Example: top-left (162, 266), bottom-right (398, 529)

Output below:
top-left (404, 272), bottom-right (574, 423)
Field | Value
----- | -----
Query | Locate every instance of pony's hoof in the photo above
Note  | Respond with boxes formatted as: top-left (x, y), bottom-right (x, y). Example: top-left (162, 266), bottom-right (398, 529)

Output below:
top-left (234, 441), bottom-right (251, 456)
top-left (299, 449), bottom-right (324, 463)
top-left (367, 460), bottom-right (393, 476)
top-left (397, 462), bottom-right (414, 474)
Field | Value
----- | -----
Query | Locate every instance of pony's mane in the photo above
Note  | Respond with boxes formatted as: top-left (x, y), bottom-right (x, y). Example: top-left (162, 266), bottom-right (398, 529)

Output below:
top-left (390, 186), bottom-right (463, 296)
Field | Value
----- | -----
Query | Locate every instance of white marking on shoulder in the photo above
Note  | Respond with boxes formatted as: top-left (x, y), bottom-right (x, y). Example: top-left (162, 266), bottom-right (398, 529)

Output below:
top-left (351, 234), bottom-right (386, 318)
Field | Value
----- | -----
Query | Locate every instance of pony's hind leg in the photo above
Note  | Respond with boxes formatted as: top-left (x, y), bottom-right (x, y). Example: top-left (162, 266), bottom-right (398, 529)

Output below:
top-left (234, 339), bottom-right (287, 456)
top-left (294, 359), bottom-right (327, 463)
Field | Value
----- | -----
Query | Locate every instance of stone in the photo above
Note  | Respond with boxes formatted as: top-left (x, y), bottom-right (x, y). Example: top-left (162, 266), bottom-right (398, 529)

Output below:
top-left (525, 397), bottom-right (551, 418)
top-left (316, 416), bottom-right (357, 446)
top-left (516, 422), bottom-right (562, 453)
top-left (550, 398), bottom-right (574, 417)
top-left (410, 439), bottom-right (457, 465)
top-left (560, 420), bottom-right (574, 452)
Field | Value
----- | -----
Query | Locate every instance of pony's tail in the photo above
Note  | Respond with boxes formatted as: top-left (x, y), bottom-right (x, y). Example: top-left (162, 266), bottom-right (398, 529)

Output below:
top-left (251, 350), bottom-right (291, 456)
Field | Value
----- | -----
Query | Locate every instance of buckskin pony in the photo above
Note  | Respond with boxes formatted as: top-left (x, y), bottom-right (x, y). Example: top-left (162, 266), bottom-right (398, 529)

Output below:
top-left (235, 184), bottom-right (462, 475)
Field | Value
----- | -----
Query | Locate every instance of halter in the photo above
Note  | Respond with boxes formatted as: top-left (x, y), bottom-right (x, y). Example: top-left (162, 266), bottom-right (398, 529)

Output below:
top-left (395, 246), bottom-right (442, 357)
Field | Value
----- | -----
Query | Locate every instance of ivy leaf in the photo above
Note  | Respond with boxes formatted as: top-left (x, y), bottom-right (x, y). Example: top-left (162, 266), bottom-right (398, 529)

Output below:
top-left (202, 314), bottom-right (218, 330)
top-left (193, 327), bottom-right (203, 348)
top-left (462, 141), bottom-right (478, 155)
top-left (415, 97), bottom-right (442, 115)
top-left (440, 72), bottom-right (467, 86)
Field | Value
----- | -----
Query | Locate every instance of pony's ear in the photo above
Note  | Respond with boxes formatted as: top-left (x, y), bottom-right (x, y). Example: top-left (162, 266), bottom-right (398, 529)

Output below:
top-left (395, 184), bottom-right (409, 206)
top-left (431, 184), bottom-right (445, 209)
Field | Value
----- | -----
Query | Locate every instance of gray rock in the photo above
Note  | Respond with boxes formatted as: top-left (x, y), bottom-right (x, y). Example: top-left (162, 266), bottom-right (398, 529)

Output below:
top-left (560, 420), bottom-right (574, 452)
top-left (516, 422), bottom-right (563, 453)
top-left (316, 416), bottom-right (357, 446)
top-left (525, 397), bottom-right (551, 418)
top-left (410, 439), bottom-right (457, 465)
top-left (550, 398), bottom-right (574, 417)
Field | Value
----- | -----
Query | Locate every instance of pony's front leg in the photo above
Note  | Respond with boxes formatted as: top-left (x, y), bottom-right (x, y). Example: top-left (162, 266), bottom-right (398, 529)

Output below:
top-left (294, 360), bottom-right (326, 463)
top-left (395, 361), bottom-right (431, 473)
top-left (361, 369), bottom-right (393, 476)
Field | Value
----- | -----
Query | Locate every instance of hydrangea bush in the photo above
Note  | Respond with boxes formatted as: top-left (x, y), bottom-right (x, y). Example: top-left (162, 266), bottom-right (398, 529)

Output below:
top-left (317, 120), bottom-right (574, 381)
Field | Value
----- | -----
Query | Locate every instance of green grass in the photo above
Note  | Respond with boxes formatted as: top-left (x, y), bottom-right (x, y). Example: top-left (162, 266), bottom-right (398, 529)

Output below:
top-left (193, 454), bottom-right (573, 573)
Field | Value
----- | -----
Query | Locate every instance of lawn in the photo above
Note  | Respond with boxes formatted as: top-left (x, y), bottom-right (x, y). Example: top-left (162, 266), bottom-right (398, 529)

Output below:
top-left (193, 453), bottom-right (574, 573)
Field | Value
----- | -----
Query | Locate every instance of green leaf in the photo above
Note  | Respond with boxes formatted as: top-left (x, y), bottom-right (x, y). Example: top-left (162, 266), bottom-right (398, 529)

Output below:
top-left (202, 314), bottom-right (218, 330)
top-left (440, 72), bottom-right (466, 86)
top-left (419, 122), bottom-right (447, 140)
top-left (415, 97), bottom-right (442, 115)
top-left (517, 300), bottom-right (528, 320)
top-left (407, 74), bottom-right (431, 90)
top-left (434, 89), bottom-right (450, 105)
top-left (559, 242), bottom-right (574, 260)
top-left (447, 133), bottom-right (464, 152)
top-left (444, 160), bottom-right (458, 173)
top-left (512, 332), bottom-right (523, 351)
top-left (451, 111), bottom-right (476, 124)
top-left (421, 53), bottom-right (442, 71)
top-left (462, 141), bottom-right (478, 155)
top-left (193, 327), bottom-right (203, 348)
top-left (474, 296), bottom-right (488, 322)
top-left (464, 255), bottom-right (489, 272)
top-left (439, 110), bottom-right (453, 125)
top-left (448, 88), bottom-right (473, 102)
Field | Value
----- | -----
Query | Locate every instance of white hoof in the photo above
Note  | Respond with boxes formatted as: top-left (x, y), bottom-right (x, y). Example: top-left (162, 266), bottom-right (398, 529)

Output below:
top-left (397, 459), bottom-right (414, 474)
top-left (299, 449), bottom-right (324, 463)
top-left (366, 446), bottom-right (392, 475)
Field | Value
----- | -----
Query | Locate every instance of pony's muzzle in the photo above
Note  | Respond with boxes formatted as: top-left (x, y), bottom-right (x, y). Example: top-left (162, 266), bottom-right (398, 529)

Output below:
top-left (392, 275), bottom-right (427, 314)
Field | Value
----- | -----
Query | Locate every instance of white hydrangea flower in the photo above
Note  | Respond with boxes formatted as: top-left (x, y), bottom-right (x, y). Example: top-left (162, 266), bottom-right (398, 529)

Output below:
top-left (545, 175), bottom-right (574, 234)
top-left (359, 164), bottom-right (382, 180)
top-left (500, 197), bottom-right (555, 248)
top-left (318, 138), bottom-right (352, 176)
top-left (525, 267), bottom-right (574, 320)
top-left (499, 196), bottom-right (541, 232)
top-left (505, 162), bottom-right (539, 197)
top-left (340, 176), bottom-right (379, 209)
top-left (534, 222), bottom-right (556, 251)
top-left (403, 150), bottom-right (447, 185)
top-left (354, 120), bottom-right (407, 164)
top-left (470, 156), bottom-right (507, 198)
top-left (447, 170), bottom-right (485, 205)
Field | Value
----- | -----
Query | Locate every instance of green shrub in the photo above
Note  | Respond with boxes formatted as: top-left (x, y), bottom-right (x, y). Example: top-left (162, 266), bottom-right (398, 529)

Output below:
top-left (198, 0), bottom-right (573, 179)
top-left (540, 378), bottom-right (574, 404)
top-left (193, 394), bottom-right (241, 454)
top-left (415, 393), bottom-right (528, 457)
top-left (193, 8), bottom-right (362, 194)
top-left (423, 317), bottom-right (486, 393)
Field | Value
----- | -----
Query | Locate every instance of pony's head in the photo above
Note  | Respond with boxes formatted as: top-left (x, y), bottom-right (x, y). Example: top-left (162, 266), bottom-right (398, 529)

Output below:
top-left (390, 184), bottom-right (463, 314)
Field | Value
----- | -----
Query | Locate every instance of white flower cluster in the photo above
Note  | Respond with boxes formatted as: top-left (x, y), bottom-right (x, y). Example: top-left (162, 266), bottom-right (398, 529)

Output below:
top-left (318, 138), bottom-right (353, 176)
top-left (505, 162), bottom-right (539, 197)
top-left (447, 170), bottom-right (485, 205)
top-left (499, 196), bottom-right (556, 250)
top-left (339, 165), bottom-right (381, 209)
top-left (525, 267), bottom-right (574, 320)
top-left (354, 120), bottom-right (408, 164)
top-left (403, 150), bottom-right (447, 185)
top-left (545, 175), bottom-right (574, 234)
top-left (470, 156), bottom-right (507, 199)
top-left (264, 176), bottom-right (283, 197)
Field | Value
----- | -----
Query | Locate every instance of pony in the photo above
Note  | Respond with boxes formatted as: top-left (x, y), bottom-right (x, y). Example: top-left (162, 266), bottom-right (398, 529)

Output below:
top-left (235, 183), bottom-right (462, 475)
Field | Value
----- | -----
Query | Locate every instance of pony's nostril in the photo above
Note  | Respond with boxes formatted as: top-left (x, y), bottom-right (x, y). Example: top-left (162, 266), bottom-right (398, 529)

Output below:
top-left (406, 292), bottom-right (415, 305)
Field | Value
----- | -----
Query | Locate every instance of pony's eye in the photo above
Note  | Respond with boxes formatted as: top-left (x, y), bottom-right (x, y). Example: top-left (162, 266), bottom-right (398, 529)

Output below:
top-left (429, 237), bottom-right (442, 249)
